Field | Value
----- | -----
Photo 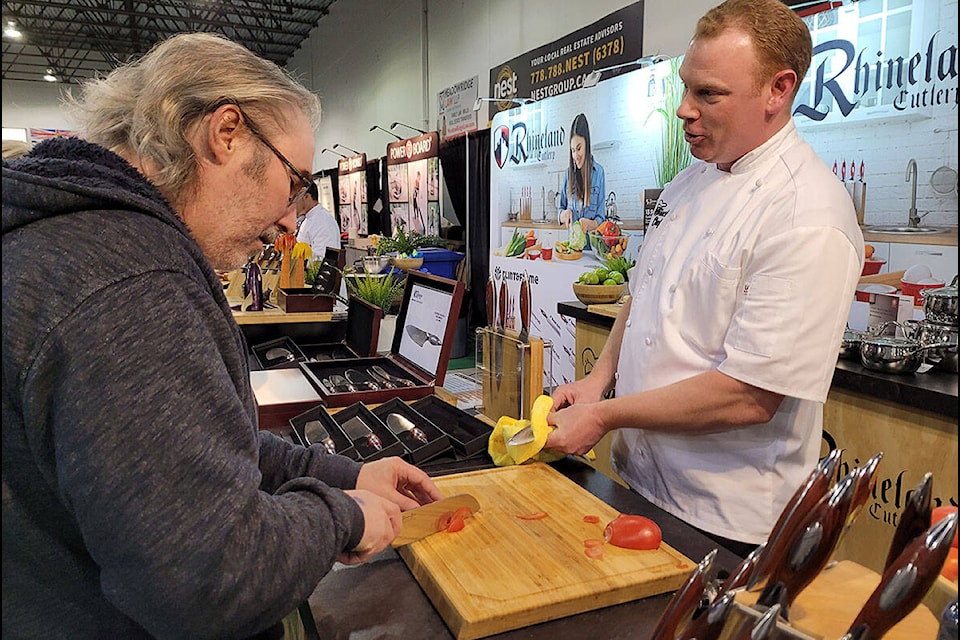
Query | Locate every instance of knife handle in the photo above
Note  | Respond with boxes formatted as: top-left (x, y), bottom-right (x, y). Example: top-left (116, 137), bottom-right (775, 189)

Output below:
top-left (748, 448), bottom-right (844, 592)
top-left (486, 277), bottom-right (496, 328)
top-left (498, 281), bottom-right (508, 330)
top-left (883, 472), bottom-right (933, 572)
top-left (843, 511), bottom-right (958, 640)
top-left (756, 468), bottom-right (859, 619)
top-left (716, 542), bottom-right (766, 598)
top-left (649, 548), bottom-right (718, 640)
top-left (520, 276), bottom-right (530, 333)
top-left (675, 591), bottom-right (735, 640)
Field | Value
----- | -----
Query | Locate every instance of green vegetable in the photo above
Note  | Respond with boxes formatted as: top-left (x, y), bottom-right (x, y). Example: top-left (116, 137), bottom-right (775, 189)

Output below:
top-left (568, 221), bottom-right (587, 251)
top-left (506, 229), bottom-right (526, 257)
top-left (602, 254), bottom-right (636, 281)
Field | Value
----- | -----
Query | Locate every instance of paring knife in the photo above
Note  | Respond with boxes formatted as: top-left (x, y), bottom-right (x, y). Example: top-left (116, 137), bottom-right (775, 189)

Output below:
top-left (340, 415), bottom-right (383, 451)
top-left (303, 420), bottom-right (338, 455)
top-left (883, 472), bottom-right (933, 571)
top-left (345, 368), bottom-right (379, 391)
top-left (386, 413), bottom-right (429, 444)
top-left (391, 494), bottom-right (481, 547)
top-left (840, 511), bottom-right (958, 640)
top-left (675, 590), bottom-right (736, 640)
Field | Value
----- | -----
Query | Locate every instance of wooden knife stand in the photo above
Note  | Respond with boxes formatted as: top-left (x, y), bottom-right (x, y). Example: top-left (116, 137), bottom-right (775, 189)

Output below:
top-left (476, 326), bottom-right (551, 422)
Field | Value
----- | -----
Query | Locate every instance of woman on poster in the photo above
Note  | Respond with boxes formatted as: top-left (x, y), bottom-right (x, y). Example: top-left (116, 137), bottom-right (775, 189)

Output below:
top-left (411, 170), bottom-right (425, 234)
top-left (558, 113), bottom-right (605, 234)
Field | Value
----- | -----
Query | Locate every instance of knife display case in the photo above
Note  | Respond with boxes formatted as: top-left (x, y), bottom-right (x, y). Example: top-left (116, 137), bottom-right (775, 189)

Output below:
top-left (296, 295), bottom-right (383, 360)
top-left (289, 404), bottom-right (361, 461)
top-left (409, 395), bottom-right (493, 459)
top-left (277, 247), bottom-right (343, 313)
top-left (371, 397), bottom-right (453, 464)
top-left (298, 272), bottom-right (464, 407)
top-left (251, 336), bottom-right (309, 370)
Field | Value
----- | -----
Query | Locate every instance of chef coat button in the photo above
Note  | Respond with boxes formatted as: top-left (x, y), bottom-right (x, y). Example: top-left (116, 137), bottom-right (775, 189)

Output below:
top-left (646, 267), bottom-right (654, 276)
top-left (625, 319), bottom-right (632, 327)
top-left (614, 372), bottom-right (620, 381)
top-left (668, 285), bottom-right (676, 294)
top-left (645, 337), bottom-right (652, 346)
top-left (705, 228), bottom-right (715, 236)
top-left (670, 213), bottom-right (677, 221)
top-left (755, 178), bottom-right (763, 188)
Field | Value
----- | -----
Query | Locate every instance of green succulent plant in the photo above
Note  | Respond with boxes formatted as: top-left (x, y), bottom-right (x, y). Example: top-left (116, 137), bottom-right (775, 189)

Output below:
top-left (339, 268), bottom-right (405, 314)
top-left (374, 220), bottom-right (445, 257)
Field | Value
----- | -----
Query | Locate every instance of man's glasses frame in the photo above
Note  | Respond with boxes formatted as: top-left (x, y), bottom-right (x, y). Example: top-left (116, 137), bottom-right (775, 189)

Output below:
top-left (229, 102), bottom-right (313, 206)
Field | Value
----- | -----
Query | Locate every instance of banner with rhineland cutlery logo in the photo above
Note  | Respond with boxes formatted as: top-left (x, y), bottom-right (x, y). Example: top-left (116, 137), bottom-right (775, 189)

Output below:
top-left (385, 132), bottom-right (442, 237)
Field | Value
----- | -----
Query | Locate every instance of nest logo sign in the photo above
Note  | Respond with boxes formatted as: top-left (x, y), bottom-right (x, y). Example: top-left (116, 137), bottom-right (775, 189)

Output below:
top-left (494, 66), bottom-right (518, 110)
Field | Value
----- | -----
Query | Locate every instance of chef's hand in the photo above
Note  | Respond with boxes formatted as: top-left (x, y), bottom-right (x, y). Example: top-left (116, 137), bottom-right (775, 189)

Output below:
top-left (544, 402), bottom-right (606, 457)
top-left (551, 376), bottom-right (606, 411)
top-left (559, 209), bottom-right (573, 226)
top-left (356, 457), bottom-right (443, 511)
top-left (339, 489), bottom-right (402, 565)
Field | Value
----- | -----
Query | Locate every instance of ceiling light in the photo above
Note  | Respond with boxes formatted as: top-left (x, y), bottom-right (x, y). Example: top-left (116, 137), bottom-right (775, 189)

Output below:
top-left (43, 71), bottom-right (58, 82)
top-left (4, 22), bottom-right (22, 38)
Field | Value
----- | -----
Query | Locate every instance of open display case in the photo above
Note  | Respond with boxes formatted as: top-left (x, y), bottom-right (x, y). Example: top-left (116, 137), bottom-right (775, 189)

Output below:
top-left (298, 272), bottom-right (465, 407)
top-left (277, 247), bottom-right (343, 313)
top-left (297, 295), bottom-right (383, 361)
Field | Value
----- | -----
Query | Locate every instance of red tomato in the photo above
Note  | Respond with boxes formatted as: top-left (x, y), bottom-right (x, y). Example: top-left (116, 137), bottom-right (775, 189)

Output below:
top-left (446, 515), bottom-right (466, 533)
top-left (942, 546), bottom-right (958, 582)
top-left (931, 505), bottom-right (958, 548)
top-left (516, 511), bottom-right (549, 520)
top-left (452, 506), bottom-right (474, 521)
top-left (583, 515), bottom-right (600, 524)
top-left (583, 538), bottom-right (604, 548)
top-left (603, 514), bottom-right (662, 550)
top-left (584, 545), bottom-right (604, 559)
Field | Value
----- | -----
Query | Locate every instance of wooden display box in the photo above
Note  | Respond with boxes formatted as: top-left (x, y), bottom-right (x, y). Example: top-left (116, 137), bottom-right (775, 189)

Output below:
top-left (251, 369), bottom-right (323, 432)
top-left (277, 247), bottom-right (343, 313)
top-left (289, 405), bottom-right (361, 461)
top-left (409, 395), bottom-right (492, 458)
top-left (298, 272), bottom-right (465, 407)
top-left (296, 296), bottom-right (383, 361)
top-left (371, 397), bottom-right (453, 465)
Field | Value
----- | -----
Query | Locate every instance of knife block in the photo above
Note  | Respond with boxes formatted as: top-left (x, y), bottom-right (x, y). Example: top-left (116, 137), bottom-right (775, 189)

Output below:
top-left (475, 326), bottom-right (552, 423)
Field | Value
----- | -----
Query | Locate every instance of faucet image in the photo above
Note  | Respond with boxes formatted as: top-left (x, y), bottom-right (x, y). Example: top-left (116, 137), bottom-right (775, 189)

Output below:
top-left (905, 158), bottom-right (926, 228)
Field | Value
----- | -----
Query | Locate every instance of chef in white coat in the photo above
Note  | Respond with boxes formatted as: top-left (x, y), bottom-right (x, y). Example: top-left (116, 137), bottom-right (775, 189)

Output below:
top-left (545, 0), bottom-right (864, 556)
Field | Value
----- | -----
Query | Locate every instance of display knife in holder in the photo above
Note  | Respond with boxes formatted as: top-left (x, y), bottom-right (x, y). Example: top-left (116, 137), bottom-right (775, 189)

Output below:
top-left (478, 326), bottom-right (551, 423)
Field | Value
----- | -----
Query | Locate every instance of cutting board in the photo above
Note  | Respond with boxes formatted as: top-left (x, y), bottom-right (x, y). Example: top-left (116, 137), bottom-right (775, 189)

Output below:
top-left (396, 463), bottom-right (693, 640)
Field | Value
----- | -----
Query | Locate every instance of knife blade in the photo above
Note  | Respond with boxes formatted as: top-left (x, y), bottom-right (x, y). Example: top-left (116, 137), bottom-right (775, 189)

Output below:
top-left (303, 420), bottom-right (338, 455)
top-left (507, 424), bottom-right (538, 446)
top-left (390, 494), bottom-right (481, 547)
top-left (341, 415), bottom-right (382, 451)
top-left (883, 472), bottom-right (933, 571)
top-left (519, 274), bottom-right (530, 344)
top-left (841, 511), bottom-right (958, 640)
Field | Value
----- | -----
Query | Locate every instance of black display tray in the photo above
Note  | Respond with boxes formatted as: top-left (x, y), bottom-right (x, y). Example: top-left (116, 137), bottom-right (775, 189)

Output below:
top-left (370, 397), bottom-right (453, 465)
top-left (409, 395), bottom-right (492, 458)
top-left (251, 336), bottom-right (308, 370)
top-left (330, 402), bottom-right (405, 462)
top-left (289, 405), bottom-right (361, 461)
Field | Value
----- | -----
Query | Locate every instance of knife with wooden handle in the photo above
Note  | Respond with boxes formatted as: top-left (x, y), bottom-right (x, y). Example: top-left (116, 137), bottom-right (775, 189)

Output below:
top-left (747, 447), bottom-right (843, 591)
top-left (883, 472), bottom-right (933, 571)
top-left (755, 468), bottom-right (859, 620)
top-left (649, 548), bottom-right (718, 640)
top-left (391, 494), bottom-right (481, 547)
top-left (732, 603), bottom-right (781, 640)
top-left (519, 274), bottom-right (530, 344)
top-left (675, 591), bottom-right (735, 640)
top-left (839, 452), bottom-right (883, 542)
top-left (715, 541), bottom-right (766, 598)
top-left (841, 510), bottom-right (958, 640)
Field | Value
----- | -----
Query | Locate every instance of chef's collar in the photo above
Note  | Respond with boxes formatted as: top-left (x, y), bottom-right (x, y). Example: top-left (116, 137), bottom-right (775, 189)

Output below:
top-left (725, 119), bottom-right (798, 175)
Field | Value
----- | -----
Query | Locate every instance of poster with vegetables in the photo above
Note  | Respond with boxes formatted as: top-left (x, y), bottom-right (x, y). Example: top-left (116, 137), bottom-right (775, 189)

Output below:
top-left (385, 132), bottom-right (441, 237)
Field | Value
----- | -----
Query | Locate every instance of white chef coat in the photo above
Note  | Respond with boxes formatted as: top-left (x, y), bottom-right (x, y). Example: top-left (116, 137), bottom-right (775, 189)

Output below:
top-left (610, 120), bottom-right (864, 544)
top-left (297, 203), bottom-right (341, 260)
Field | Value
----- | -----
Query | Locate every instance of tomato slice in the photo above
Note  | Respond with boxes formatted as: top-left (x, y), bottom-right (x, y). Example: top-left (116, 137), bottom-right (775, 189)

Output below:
top-left (583, 538), bottom-right (604, 548)
top-left (436, 511), bottom-right (455, 532)
top-left (583, 515), bottom-right (600, 524)
top-left (603, 514), bottom-right (662, 550)
top-left (516, 511), bottom-right (549, 520)
top-left (446, 515), bottom-right (466, 533)
top-left (584, 545), bottom-right (604, 559)
top-left (452, 506), bottom-right (474, 521)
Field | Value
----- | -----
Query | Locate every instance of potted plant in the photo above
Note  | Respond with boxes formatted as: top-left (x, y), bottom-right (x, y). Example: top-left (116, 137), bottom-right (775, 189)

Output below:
top-left (643, 56), bottom-right (694, 228)
top-left (374, 221), bottom-right (445, 271)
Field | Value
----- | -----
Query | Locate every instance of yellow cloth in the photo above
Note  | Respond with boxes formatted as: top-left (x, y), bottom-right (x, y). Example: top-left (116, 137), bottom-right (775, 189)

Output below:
top-left (487, 395), bottom-right (594, 466)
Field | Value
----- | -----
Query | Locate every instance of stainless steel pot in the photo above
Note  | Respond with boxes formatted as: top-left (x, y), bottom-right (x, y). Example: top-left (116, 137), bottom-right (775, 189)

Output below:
top-left (920, 275), bottom-right (958, 326)
top-left (917, 321), bottom-right (959, 373)
top-left (859, 335), bottom-right (927, 374)
top-left (840, 327), bottom-right (866, 360)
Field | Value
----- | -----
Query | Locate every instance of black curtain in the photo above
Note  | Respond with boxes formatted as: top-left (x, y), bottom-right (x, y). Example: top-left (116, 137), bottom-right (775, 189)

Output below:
top-left (439, 130), bottom-right (490, 331)
top-left (365, 158), bottom-right (389, 237)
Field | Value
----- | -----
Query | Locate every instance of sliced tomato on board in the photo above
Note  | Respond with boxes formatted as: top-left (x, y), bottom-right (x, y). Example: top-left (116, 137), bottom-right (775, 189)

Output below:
top-left (583, 538), bottom-right (604, 548)
top-left (436, 511), bottom-right (455, 532)
top-left (584, 545), bottom-right (604, 559)
top-left (446, 515), bottom-right (466, 533)
top-left (583, 515), bottom-right (600, 524)
top-left (603, 514), bottom-right (662, 550)
top-left (516, 511), bottom-right (549, 521)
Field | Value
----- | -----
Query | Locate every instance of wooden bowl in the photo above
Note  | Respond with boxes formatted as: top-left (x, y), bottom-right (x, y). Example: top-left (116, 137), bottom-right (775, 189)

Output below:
top-left (390, 256), bottom-right (424, 272)
top-left (572, 282), bottom-right (626, 305)
top-left (555, 248), bottom-right (583, 261)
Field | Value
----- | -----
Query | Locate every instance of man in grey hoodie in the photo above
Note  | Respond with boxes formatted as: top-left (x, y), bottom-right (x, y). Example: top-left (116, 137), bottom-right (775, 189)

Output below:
top-left (2, 33), bottom-right (442, 639)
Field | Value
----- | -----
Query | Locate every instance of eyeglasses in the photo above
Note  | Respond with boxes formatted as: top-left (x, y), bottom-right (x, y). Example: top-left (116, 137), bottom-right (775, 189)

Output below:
top-left (232, 103), bottom-right (313, 206)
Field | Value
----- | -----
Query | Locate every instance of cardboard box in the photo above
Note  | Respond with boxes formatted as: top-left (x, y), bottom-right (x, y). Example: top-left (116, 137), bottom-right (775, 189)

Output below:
top-left (298, 272), bottom-right (465, 407)
top-left (642, 188), bottom-right (663, 230)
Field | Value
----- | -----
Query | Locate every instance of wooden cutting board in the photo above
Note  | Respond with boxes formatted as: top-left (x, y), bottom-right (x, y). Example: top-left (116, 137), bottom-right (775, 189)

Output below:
top-left (396, 463), bottom-right (693, 640)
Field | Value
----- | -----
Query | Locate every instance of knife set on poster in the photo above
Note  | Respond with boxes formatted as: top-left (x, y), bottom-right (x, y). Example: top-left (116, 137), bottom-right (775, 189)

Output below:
top-left (479, 273), bottom-right (550, 424)
top-left (649, 450), bottom-right (958, 639)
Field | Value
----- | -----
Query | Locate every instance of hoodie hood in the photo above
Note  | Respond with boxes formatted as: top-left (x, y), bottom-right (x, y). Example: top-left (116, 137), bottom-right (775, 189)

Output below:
top-left (2, 136), bottom-right (181, 236)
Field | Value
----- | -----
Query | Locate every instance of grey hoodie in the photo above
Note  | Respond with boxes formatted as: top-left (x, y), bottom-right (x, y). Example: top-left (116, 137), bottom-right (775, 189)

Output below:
top-left (2, 137), bottom-right (364, 639)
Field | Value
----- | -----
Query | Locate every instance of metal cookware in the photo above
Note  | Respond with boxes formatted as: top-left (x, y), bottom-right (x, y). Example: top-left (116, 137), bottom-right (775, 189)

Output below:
top-left (920, 275), bottom-right (958, 325)
top-left (840, 326), bottom-right (867, 359)
top-left (858, 322), bottom-right (942, 374)
top-left (912, 320), bottom-right (958, 372)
